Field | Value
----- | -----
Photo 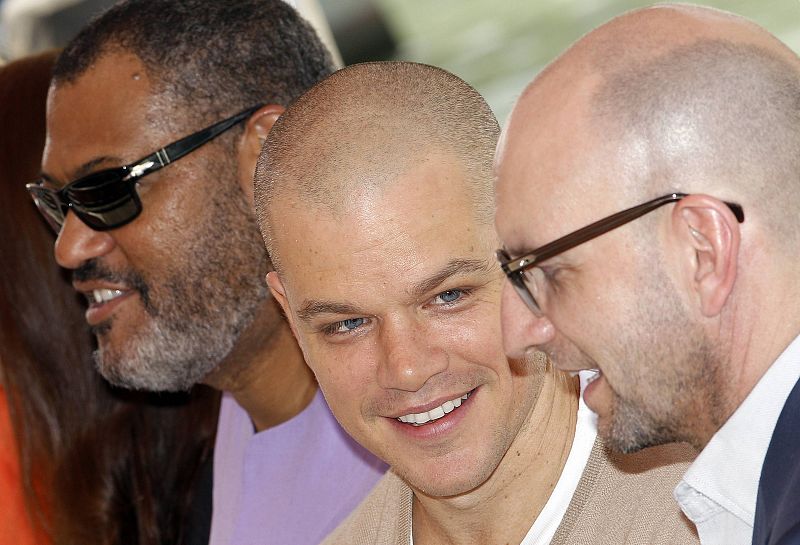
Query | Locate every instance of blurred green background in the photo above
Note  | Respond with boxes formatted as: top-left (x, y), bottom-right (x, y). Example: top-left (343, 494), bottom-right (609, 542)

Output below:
top-left (373, 0), bottom-right (800, 122)
top-left (2, 0), bottom-right (798, 123)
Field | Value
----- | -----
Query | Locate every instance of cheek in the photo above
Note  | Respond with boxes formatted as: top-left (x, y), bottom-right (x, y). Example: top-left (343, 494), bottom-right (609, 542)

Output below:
top-left (438, 303), bottom-right (507, 374)
top-left (304, 340), bottom-right (376, 422)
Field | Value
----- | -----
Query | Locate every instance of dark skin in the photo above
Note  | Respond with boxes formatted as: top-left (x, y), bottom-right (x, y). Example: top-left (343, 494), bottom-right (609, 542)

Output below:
top-left (43, 50), bottom-right (315, 431)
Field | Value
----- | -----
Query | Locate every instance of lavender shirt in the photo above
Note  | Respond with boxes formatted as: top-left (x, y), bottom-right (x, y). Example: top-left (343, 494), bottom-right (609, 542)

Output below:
top-left (208, 390), bottom-right (387, 545)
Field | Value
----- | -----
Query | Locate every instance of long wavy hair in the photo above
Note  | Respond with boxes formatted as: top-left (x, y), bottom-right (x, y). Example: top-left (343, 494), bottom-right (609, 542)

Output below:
top-left (0, 51), bottom-right (220, 545)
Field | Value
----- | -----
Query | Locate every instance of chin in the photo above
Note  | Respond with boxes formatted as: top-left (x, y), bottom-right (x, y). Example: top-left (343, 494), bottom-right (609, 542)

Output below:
top-left (397, 456), bottom-right (497, 499)
top-left (600, 405), bottom-right (678, 455)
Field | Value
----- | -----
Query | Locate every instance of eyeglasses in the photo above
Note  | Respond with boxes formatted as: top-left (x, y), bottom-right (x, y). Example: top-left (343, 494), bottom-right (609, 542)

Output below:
top-left (496, 192), bottom-right (745, 316)
top-left (26, 104), bottom-right (263, 233)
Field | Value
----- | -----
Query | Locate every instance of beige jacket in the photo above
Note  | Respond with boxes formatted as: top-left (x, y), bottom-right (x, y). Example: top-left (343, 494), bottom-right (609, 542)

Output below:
top-left (322, 439), bottom-right (698, 545)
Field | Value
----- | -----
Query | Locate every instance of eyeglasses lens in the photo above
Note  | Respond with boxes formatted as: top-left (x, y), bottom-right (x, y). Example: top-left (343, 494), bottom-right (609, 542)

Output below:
top-left (498, 249), bottom-right (544, 316)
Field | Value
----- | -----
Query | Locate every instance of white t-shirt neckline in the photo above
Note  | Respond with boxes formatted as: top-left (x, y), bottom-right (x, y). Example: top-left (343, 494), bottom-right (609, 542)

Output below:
top-left (410, 372), bottom-right (598, 545)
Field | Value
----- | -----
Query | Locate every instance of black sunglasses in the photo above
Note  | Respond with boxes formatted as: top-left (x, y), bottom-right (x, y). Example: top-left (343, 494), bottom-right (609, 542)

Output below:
top-left (27, 104), bottom-right (263, 232)
top-left (497, 192), bottom-right (745, 316)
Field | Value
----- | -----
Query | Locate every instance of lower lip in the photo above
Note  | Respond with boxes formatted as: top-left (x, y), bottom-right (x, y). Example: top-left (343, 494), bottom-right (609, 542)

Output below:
top-left (389, 388), bottom-right (478, 441)
top-left (85, 291), bottom-right (135, 325)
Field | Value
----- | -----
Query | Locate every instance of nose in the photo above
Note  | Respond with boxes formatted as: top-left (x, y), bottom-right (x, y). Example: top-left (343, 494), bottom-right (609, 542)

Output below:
top-left (500, 280), bottom-right (556, 359)
top-left (54, 211), bottom-right (116, 269)
top-left (376, 317), bottom-right (449, 392)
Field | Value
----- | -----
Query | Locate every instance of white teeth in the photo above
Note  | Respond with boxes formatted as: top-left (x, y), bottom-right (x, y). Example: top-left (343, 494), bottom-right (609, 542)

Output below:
top-left (92, 289), bottom-right (125, 304)
top-left (397, 392), bottom-right (471, 426)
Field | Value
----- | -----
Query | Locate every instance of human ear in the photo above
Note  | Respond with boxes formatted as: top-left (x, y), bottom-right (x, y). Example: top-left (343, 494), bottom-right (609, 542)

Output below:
top-left (266, 271), bottom-right (299, 338)
top-left (672, 194), bottom-right (741, 317)
top-left (237, 104), bottom-right (285, 205)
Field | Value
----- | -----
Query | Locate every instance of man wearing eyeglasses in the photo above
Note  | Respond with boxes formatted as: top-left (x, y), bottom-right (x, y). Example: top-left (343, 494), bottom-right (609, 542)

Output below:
top-left (496, 5), bottom-right (800, 545)
top-left (254, 61), bottom-right (699, 545)
top-left (31, 1), bottom-right (386, 544)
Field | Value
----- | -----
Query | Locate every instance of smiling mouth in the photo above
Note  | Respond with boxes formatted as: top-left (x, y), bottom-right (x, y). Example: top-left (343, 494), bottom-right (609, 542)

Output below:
top-left (86, 289), bottom-right (127, 305)
top-left (397, 391), bottom-right (473, 426)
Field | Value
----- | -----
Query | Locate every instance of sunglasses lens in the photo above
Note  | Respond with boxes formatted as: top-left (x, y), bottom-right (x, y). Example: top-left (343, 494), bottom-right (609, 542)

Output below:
top-left (67, 169), bottom-right (142, 230)
top-left (27, 185), bottom-right (67, 232)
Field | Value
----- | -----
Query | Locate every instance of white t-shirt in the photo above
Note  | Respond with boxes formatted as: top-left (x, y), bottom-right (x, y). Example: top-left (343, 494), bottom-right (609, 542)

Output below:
top-left (518, 374), bottom-right (597, 544)
top-left (411, 372), bottom-right (598, 545)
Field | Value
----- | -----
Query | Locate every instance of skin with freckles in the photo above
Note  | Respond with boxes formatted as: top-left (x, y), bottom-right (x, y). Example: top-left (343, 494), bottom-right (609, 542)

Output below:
top-left (43, 50), bottom-right (315, 430)
top-left (256, 62), bottom-right (582, 545)
top-left (267, 152), bottom-right (578, 545)
top-left (496, 4), bottom-right (800, 452)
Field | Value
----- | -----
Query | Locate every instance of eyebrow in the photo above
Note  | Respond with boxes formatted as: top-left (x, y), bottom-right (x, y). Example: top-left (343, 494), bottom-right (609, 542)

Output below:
top-left (501, 244), bottom-right (533, 260)
top-left (297, 301), bottom-right (365, 323)
top-left (409, 258), bottom-right (496, 299)
top-left (40, 155), bottom-right (124, 187)
top-left (295, 257), bottom-right (496, 323)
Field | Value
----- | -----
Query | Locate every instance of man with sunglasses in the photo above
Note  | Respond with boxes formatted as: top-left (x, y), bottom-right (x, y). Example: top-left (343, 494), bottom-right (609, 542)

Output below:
top-left (30, 1), bottom-right (386, 544)
top-left (496, 5), bottom-right (800, 545)
top-left (254, 61), bottom-right (699, 545)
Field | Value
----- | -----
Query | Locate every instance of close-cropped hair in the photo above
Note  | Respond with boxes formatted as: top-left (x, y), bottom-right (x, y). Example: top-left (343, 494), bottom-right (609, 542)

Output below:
top-left (255, 61), bottom-right (500, 266)
top-left (52, 0), bottom-right (336, 120)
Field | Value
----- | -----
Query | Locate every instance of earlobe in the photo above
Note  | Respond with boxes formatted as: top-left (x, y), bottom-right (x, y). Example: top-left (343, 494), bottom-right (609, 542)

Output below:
top-left (675, 196), bottom-right (741, 317)
top-left (237, 104), bottom-right (285, 204)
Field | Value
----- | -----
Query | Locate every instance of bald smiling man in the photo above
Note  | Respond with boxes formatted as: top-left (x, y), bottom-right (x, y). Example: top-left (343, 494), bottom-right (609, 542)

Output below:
top-left (495, 5), bottom-right (800, 545)
top-left (254, 61), bottom-right (699, 545)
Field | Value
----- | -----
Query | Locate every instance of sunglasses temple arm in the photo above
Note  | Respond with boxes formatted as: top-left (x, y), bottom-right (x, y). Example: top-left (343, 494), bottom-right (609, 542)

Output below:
top-left (130, 104), bottom-right (265, 178)
top-left (163, 104), bottom-right (264, 163)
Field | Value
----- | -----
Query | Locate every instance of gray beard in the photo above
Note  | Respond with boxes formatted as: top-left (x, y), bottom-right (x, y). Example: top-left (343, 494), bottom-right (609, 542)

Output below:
top-left (93, 284), bottom-right (265, 391)
top-left (89, 178), bottom-right (269, 392)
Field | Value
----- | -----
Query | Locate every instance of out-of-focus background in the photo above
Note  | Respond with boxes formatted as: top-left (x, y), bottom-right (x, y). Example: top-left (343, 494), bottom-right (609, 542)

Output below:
top-left (1, 0), bottom-right (798, 122)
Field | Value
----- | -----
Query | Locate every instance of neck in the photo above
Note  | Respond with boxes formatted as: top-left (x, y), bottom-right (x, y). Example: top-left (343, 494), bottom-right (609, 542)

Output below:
top-left (204, 298), bottom-right (317, 432)
top-left (689, 263), bottom-right (800, 448)
top-left (412, 370), bottom-right (579, 545)
top-left (724, 277), bottom-right (800, 417)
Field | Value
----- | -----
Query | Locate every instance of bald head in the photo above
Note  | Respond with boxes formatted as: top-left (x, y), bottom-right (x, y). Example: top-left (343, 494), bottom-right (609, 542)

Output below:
top-left (255, 61), bottom-right (499, 267)
top-left (506, 4), bottom-right (800, 244)
top-left (498, 4), bottom-right (800, 453)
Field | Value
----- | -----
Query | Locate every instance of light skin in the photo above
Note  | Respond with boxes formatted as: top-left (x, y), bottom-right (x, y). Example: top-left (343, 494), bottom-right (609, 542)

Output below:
top-left (495, 4), bottom-right (800, 451)
top-left (267, 151), bottom-right (578, 545)
top-left (42, 50), bottom-right (314, 431)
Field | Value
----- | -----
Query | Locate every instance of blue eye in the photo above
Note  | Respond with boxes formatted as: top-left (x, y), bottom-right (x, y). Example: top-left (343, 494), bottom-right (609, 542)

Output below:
top-left (327, 317), bottom-right (366, 335)
top-left (341, 318), bottom-right (364, 330)
top-left (434, 289), bottom-right (463, 304)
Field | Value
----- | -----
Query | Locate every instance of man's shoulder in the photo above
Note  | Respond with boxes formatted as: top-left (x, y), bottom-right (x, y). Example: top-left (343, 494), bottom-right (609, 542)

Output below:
top-left (321, 471), bottom-right (412, 545)
top-left (553, 439), bottom-right (700, 545)
top-left (754, 376), bottom-right (800, 545)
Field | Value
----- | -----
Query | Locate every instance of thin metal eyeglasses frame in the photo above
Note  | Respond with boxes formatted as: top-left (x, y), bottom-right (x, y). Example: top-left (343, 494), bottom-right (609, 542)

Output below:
top-left (496, 192), bottom-right (745, 314)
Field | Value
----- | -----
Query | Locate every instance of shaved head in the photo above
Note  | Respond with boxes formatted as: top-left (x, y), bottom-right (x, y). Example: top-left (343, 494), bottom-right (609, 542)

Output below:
top-left (255, 61), bottom-right (499, 268)
top-left (497, 3), bottom-right (800, 453)
top-left (510, 4), bottom-right (800, 245)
